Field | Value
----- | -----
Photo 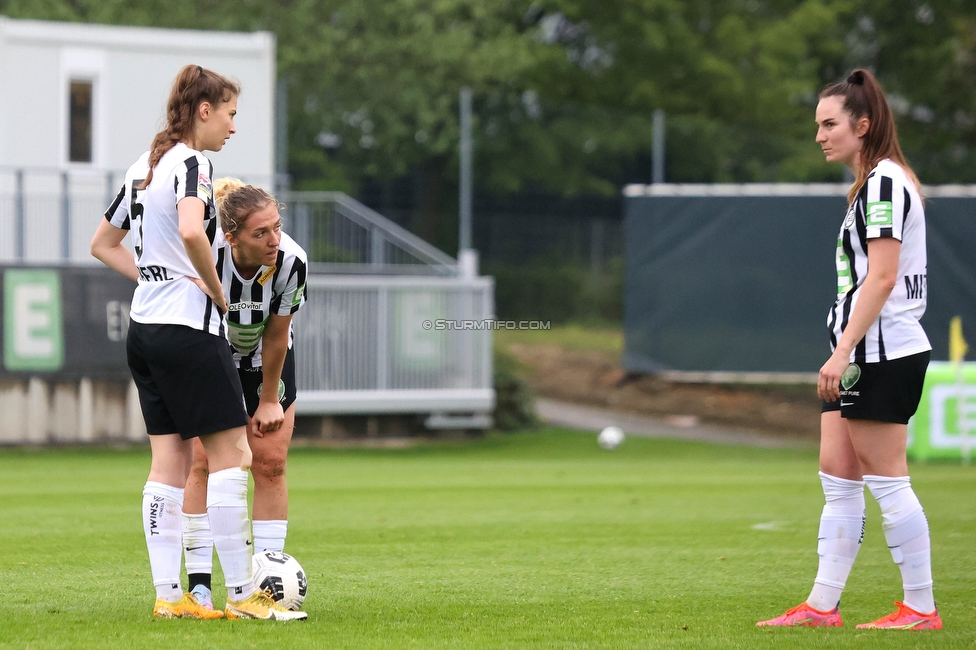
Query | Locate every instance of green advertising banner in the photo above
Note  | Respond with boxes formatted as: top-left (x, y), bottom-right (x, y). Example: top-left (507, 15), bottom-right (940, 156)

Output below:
top-left (3, 269), bottom-right (64, 371)
top-left (908, 361), bottom-right (976, 461)
top-left (0, 266), bottom-right (135, 380)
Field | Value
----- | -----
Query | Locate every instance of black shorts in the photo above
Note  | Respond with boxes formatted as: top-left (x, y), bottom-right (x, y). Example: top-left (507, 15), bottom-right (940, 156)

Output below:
top-left (822, 351), bottom-right (930, 424)
top-left (238, 347), bottom-right (297, 417)
top-left (127, 321), bottom-right (249, 439)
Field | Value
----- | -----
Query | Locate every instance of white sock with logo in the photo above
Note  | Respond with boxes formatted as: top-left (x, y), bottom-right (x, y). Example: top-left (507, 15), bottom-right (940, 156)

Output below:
top-left (253, 520), bottom-right (288, 553)
top-left (143, 481), bottom-right (184, 602)
top-left (182, 512), bottom-right (213, 584)
top-left (807, 472), bottom-right (865, 611)
top-left (864, 474), bottom-right (935, 614)
top-left (207, 468), bottom-right (255, 601)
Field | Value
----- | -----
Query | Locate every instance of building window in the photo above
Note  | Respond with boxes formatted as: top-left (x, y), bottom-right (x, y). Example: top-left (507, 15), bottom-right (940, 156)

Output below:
top-left (69, 80), bottom-right (93, 163)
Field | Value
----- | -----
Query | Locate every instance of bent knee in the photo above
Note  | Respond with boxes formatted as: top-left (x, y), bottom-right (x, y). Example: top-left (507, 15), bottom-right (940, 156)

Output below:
top-left (251, 454), bottom-right (287, 481)
top-left (189, 439), bottom-right (209, 471)
top-left (188, 460), bottom-right (209, 479)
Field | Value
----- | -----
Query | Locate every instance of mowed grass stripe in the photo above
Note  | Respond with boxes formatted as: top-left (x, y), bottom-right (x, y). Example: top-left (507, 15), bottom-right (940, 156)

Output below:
top-left (1, 429), bottom-right (973, 649)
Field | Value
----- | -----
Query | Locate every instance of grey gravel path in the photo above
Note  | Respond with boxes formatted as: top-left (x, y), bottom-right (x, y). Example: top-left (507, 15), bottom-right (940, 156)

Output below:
top-left (536, 398), bottom-right (816, 449)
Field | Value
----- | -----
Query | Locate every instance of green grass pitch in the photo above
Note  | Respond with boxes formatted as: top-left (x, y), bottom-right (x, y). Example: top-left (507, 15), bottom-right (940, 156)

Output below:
top-left (1, 429), bottom-right (974, 649)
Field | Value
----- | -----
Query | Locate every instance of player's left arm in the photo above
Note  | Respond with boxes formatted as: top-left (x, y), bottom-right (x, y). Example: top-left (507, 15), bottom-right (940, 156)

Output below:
top-left (251, 312), bottom-right (292, 436)
top-left (818, 236), bottom-right (900, 401)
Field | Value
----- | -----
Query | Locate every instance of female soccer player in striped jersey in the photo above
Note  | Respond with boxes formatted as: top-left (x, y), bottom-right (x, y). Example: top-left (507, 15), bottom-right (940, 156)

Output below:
top-left (758, 69), bottom-right (939, 631)
top-left (90, 65), bottom-right (304, 621)
top-left (181, 178), bottom-right (308, 611)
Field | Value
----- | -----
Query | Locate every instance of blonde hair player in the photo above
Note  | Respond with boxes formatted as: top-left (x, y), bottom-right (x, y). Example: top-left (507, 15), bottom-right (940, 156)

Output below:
top-left (90, 64), bottom-right (305, 621)
top-left (758, 69), bottom-right (939, 630)
top-left (181, 178), bottom-right (308, 611)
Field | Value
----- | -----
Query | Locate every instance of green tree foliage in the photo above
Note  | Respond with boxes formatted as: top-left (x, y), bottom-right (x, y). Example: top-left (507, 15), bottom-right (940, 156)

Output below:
top-left (862, 0), bottom-right (976, 182)
top-left (3, 0), bottom-right (976, 187)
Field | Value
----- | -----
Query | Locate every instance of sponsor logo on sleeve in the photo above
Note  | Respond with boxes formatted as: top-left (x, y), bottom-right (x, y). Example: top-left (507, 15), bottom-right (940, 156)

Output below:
top-left (197, 173), bottom-right (213, 200)
top-left (866, 201), bottom-right (893, 227)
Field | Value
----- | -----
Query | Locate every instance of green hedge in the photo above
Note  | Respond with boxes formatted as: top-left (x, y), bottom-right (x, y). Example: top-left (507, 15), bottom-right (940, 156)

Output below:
top-left (492, 347), bottom-right (539, 432)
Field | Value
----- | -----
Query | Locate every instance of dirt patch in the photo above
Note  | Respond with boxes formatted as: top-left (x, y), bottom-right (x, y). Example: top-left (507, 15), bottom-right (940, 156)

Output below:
top-left (507, 342), bottom-right (822, 440)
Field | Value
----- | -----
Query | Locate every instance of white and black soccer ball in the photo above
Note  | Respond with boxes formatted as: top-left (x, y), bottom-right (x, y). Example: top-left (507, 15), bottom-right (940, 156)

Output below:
top-left (251, 550), bottom-right (308, 611)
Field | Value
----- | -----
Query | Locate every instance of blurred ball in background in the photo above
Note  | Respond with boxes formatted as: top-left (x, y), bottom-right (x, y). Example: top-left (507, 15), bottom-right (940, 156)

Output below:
top-left (597, 426), bottom-right (625, 450)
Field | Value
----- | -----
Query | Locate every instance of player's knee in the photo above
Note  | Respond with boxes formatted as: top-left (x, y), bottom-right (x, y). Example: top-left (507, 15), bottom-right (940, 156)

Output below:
top-left (252, 452), bottom-right (287, 482)
top-left (190, 441), bottom-right (209, 474)
top-left (188, 458), bottom-right (209, 479)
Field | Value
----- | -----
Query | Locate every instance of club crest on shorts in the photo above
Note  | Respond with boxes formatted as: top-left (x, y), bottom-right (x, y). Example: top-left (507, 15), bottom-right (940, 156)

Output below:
top-left (841, 363), bottom-right (861, 390)
top-left (256, 379), bottom-right (286, 403)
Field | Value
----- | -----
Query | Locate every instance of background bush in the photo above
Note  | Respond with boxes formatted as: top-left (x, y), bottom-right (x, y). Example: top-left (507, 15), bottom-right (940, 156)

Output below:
top-left (492, 347), bottom-right (539, 432)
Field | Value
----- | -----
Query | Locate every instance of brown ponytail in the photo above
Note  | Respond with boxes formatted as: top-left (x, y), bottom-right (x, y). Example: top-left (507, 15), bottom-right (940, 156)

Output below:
top-left (820, 68), bottom-right (920, 204)
top-left (141, 65), bottom-right (240, 189)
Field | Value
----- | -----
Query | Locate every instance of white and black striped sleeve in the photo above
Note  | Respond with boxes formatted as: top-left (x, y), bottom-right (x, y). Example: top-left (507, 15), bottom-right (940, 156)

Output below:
top-left (104, 183), bottom-right (130, 230)
top-left (173, 154), bottom-right (214, 203)
top-left (863, 171), bottom-right (906, 241)
top-left (271, 254), bottom-right (308, 317)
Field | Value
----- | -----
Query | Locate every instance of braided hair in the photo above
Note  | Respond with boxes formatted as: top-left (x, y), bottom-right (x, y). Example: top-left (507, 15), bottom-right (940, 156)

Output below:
top-left (141, 65), bottom-right (240, 189)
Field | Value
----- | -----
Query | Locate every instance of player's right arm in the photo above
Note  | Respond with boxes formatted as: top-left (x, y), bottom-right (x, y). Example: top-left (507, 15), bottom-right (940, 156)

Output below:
top-left (91, 218), bottom-right (139, 282)
top-left (818, 236), bottom-right (900, 403)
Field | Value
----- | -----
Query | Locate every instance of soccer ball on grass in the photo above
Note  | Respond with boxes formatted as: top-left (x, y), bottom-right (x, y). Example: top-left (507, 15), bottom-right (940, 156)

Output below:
top-left (597, 426), bottom-right (625, 450)
top-left (251, 550), bottom-right (308, 610)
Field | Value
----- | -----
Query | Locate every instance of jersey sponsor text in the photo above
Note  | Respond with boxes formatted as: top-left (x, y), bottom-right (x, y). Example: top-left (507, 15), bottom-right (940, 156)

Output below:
top-left (904, 274), bottom-right (926, 300)
top-left (138, 265), bottom-right (175, 282)
top-left (229, 301), bottom-right (264, 311)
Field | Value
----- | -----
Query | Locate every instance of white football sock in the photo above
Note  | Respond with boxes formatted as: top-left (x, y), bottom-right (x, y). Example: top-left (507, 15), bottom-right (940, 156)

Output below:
top-left (143, 481), bottom-right (184, 602)
top-left (807, 472), bottom-right (865, 611)
top-left (182, 512), bottom-right (214, 576)
top-left (207, 468), bottom-right (255, 600)
top-left (864, 474), bottom-right (935, 614)
top-left (253, 520), bottom-right (288, 553)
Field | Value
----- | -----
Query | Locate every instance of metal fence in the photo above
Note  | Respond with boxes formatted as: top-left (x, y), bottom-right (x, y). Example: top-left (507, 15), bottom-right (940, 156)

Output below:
top-left (475, 212), bottom-right (623, 273)
top-left (0, 167), bottom-right (275, 264)
top-left (294, 275), bottom-right (495, 416)
top-left (281, 191), bottom-right (459, 276)
top-left (279, 192), bottom-right (495, 419)
top-left (0, 167), bottom-right (115, 263)
top-left (0, 169), bottom-right (496, 427)
top-left (357, 177), bottom-right (625, 273)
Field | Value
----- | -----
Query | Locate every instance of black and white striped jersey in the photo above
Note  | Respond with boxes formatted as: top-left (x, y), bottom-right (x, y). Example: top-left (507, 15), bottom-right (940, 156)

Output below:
top-left (828, 158), bottom-right (930, 363)
top-left (217, 231), bottom-right (308, 369)
top-left (105, 143), bottom-right (225, 336)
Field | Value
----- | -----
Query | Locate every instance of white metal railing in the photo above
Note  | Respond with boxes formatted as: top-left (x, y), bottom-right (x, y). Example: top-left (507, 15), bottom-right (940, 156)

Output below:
top-left (0, 167), bottom-right (117, 263)
top-left (281, 191), bottom-right (459, 276)
top-left (0, 171), bottom-right (461, 277)
top-left (0, 167), bottom-right (275, 264)
top-left (1, 169), bottom-right (496, 423)
top-left (293, 275), bottom-right (495, 415)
